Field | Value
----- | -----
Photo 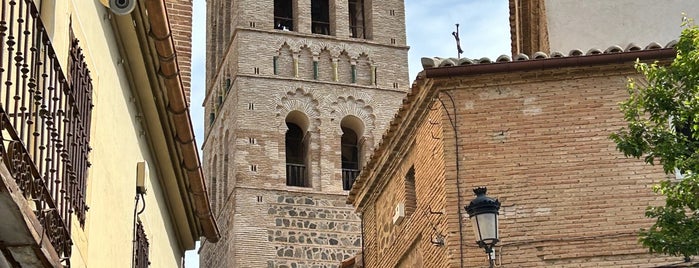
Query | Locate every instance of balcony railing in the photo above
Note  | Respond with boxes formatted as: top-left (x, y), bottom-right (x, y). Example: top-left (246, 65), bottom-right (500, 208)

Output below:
top-left (342, 168), bottom-right (359, 190)
top-left (0, 0), bottom-right (94, 261)
top-left (274, 17), bottom-right (293, 31)
top-left (311, 21), bottom-right (330, 35)
top-left (286, 163), bottom-right (307, 187)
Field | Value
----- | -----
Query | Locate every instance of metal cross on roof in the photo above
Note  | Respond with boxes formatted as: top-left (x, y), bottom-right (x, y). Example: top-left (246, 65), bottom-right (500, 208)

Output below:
top-left (452, 24), bottom-right (464, 59)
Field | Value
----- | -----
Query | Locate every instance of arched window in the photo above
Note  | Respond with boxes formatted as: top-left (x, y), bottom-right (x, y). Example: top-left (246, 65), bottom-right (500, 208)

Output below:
top-left (286, 112), bottom-right (310, 187)
top-left (341, 116), bottom-right (364, 190)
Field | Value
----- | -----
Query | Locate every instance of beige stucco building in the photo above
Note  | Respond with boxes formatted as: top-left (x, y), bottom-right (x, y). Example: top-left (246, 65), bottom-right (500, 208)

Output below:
top-left (510, 0), bottom-right (699, 55)
top-left (0, 0), bottom-right (218, 267)
top-left (347, 44), bottom-right (698, 267)
top-left (199, 0), bottom-right (410, 267)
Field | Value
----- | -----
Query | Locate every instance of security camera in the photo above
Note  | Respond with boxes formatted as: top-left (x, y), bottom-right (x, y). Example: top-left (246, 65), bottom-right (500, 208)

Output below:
top-left (110, 0), bottom-right (136, 16)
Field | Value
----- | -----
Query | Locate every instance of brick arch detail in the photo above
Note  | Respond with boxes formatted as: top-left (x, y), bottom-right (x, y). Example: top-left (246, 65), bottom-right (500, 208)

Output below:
top-left (329, 95), bottom-right (376, 137)
top-left (274, 38), bottom-right (374, 63)
top-left (275, 87), bottom-right (321, 132)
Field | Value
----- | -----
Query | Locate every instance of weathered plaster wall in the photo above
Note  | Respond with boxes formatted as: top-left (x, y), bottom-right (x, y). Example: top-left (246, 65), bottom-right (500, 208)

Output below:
top-left (40, 1), bottom-right (191, 267)
top-left (545, 0), bottom-right (699, 52)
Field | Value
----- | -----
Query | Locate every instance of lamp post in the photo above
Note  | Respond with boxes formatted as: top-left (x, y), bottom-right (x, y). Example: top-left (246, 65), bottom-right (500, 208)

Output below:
top-left (465, 187), bottom-right (501, 268)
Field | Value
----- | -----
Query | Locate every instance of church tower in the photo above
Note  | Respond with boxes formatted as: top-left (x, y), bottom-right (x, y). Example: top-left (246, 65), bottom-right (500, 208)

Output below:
top-left (200, 0), bottom-right (409, 267)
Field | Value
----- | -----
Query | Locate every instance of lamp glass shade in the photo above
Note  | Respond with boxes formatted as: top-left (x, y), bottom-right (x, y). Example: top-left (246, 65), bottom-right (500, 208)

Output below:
top-left (472, 212), bottom-right (498, 244)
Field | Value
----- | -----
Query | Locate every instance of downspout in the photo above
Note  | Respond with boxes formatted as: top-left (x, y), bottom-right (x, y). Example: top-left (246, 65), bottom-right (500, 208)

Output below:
top-left (361, 213), bottom-right (365, 267)
top-left (143, 0), bottom-right (220, 242)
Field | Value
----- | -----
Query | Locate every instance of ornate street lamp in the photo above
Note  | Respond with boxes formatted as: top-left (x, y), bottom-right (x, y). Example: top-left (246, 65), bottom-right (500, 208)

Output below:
top-left (465, 187), bottom-right (501, 268)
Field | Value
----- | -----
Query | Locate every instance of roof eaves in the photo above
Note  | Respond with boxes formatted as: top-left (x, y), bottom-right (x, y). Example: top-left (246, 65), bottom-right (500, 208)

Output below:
top-left (144, 0), bottom-right (220, 243)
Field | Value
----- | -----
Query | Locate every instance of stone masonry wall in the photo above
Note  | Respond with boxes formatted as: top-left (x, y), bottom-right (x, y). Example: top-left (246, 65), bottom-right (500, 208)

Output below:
top-left (200, 187), bottom-right (362, 268)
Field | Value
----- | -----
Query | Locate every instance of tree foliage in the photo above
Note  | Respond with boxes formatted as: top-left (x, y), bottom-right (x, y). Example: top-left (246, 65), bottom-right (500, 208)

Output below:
top-left (610, 19), bottom-right (699, 260)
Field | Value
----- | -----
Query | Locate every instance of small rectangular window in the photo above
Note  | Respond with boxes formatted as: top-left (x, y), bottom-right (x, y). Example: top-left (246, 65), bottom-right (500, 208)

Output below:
top-left (349, 0), bottom-right (365, 38)
top-left (248, 103), bottom-right (255, 110)
top-left (405, 165), bottom-right (417, 217)
top-left (312, 0), bottom-right (330, 35)
top-left (275, 0), bottom-right (294, 31)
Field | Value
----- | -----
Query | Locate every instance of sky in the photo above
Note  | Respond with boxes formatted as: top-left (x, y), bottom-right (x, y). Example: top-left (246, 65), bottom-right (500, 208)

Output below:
top-left (184, 0), bottom-right (510, 266)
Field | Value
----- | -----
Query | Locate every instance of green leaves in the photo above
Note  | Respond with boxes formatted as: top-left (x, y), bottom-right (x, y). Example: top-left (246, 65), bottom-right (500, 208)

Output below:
top-left (611, 23), bottom-right (699, 259)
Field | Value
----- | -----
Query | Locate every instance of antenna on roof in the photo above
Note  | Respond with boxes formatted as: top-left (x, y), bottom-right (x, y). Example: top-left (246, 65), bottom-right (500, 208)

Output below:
top-left (452, 24), bottom-right (464, 59)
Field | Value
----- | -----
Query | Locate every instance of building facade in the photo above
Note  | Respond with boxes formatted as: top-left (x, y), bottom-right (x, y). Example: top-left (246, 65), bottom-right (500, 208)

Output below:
top-left (347, 45), bottom-right (695, 267)
top-left (509, 0), bottom-right (699, 55)
top-left (0, 0), bottom-right (218, 267)
top-left (199, 0), bottom-right (409, 267)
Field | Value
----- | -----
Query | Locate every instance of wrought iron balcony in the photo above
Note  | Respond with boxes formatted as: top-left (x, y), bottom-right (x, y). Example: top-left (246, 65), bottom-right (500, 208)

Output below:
top-left (0, 0), bottom-right (93, 264)
top-left (286, 163), bottom-right (307, 187)
top-left (342, 168), bottom-right (359, 190)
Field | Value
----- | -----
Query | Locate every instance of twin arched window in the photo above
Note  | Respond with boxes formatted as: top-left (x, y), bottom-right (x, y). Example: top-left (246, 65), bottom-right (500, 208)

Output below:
top-left (284, 114), bottom-right (364, 190)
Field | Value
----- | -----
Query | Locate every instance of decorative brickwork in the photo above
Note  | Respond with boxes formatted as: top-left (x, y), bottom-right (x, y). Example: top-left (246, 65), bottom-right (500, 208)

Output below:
top-left (509, 0), bottom-right (549, 55)
top-left (201, 0), bottom-right (409, 267)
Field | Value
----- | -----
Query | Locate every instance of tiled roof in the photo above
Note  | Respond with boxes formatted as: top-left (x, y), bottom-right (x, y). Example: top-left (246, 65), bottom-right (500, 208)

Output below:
top-left (347, 41), bottom-right (677, 206)
top-left (421, 41), bottom-right (677, 69)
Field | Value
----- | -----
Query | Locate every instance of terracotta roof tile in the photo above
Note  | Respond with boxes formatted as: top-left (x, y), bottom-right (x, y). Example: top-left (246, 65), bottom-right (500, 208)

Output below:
top-left (421, 41), bottom-right (678, 70)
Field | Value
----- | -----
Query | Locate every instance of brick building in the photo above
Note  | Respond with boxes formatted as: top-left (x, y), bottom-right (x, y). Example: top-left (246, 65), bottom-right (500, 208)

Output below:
top-left (347, 44), bottom-right (698, 267)
top-left (199, 0), bottom-right (410, 267)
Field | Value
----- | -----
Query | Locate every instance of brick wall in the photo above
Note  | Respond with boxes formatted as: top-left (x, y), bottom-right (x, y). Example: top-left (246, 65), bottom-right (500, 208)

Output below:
top-left (360, 100), bottom-right (452, 268)
top-left (165, 0), bottom-right (192, 103)
top-left (354, 58), bottom-right (685, 267)
top-left (443, 63), bottom-right (676, 267)
top-left (509, 0), bottom-right (549, 55)
top-left (445, 62), bottom-right (677, 267)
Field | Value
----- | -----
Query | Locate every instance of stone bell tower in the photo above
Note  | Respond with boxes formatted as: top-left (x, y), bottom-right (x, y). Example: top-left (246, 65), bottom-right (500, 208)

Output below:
top-left (200, 0), bottom-right (409, 267)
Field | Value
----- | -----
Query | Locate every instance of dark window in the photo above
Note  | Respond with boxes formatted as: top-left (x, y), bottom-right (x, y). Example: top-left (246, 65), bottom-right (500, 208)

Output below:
top-left (673, 116), bottom-right (697, 178)
top-left (286, 122), bottom-right (309, 187)
top-left (275, 0), bottom-right (294, 31)
top-left (349, 0), bottom-right (365, 38)
top-left (405, 165), bottom-right (417, 216)
top-left (311, 0), bottom-right (330, 35)
top-left (341, 127), bottom-right (360, 190)
top-left (133, 220), bottom-right (150, 268)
